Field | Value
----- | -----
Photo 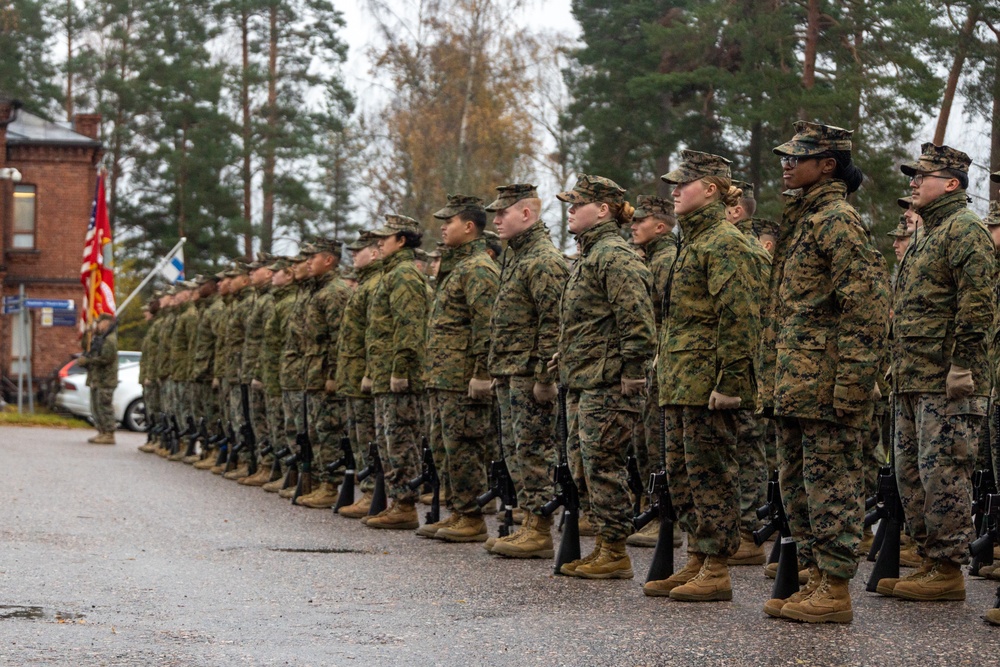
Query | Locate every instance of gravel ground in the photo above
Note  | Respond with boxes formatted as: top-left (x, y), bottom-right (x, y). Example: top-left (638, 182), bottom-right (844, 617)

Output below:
top-left (0, 425), bottom-right (996, 666)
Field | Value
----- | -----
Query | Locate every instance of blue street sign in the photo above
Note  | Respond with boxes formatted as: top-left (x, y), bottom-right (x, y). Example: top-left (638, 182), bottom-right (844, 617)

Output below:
top-left (2, 297), bottom-right (75, 311)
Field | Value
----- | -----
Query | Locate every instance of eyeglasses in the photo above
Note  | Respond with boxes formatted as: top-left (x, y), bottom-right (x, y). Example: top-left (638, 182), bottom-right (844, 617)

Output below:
top-left (779, 156), bottom-right (800, 168)
top-left (910, 173), bottom-right (953, 186)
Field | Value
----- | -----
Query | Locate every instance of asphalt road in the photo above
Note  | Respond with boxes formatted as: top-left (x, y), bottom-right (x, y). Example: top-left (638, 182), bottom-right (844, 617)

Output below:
top-left (0, 425), bottom-right (997, 666)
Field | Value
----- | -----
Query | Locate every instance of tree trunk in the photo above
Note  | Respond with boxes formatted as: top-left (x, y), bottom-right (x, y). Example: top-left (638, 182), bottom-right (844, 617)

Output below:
top-left (107, 8), bottom-right (135, 233)
top-left (934, 9), bottom-right (979, 145)
top-left (748, 119), bottom-right (762, 195)
top-left (262, 5), bottom-right (278, 255)
top-left (991, 43), bottom-right (1000, 202)
top-left (241, 8), bottom-right (254, 257)
top-left (65, 0), bottom-right (73, 120)
top-left (802, 0), bottom-right (819, 90)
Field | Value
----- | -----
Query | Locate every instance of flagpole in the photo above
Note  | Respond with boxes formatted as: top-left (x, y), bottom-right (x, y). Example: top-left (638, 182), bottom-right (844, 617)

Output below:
top-left (115, 237), bottom-right (187, 318)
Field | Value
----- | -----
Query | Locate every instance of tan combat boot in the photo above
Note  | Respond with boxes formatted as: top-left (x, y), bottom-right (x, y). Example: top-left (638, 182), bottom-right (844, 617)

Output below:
top-left (764, 565), bottom-right (821, 617)
top-left (484, 520), bottom-right (529, 553)
top-left (560, 537), bottom-right (604, 576)
top-left (857, 527), bottom-right (874, 557)
top-left (577, 513), bottom-right (596, 537)
top-left (338, 492), bottom-right (373, 518)
top-left (436, 513), bottom-right (488, 543)
top-left (875, 557), bottom-right (933, 596)
top-left (781, 571), bottom-right (852, 623)
top-left (419, 490), bottom-right (449, 505)
top-left (899, 544), bottom-right (922, 568)
top-left (764, 561), bottom-right (810, 584)
top-left (297, 482), bottom-right (339, 509)
top-left (238, 467), bottom-right (272, 487)
top-left (224, 465), bottom-right (250, 480)
top-left (139, 441), bottom-right (157, 453)
top-left (182, 454), bottom-right (201, 464)
top-left (492, 515), bottom-right (555, 558)
top-left (984, 608), bottom-right (1000, 626)
top-left (90, 433), bottom-right (116, 445)
top-left (365, 502), bottom-right (419, 530)
top-left (626, 519), bottom-right (659, 548)
top-left (416, 513), bottom-right (458, 538)
top-left (156, 444), bottom-right (171, 458)
top-left (168, 448), bottom-right (186, 461)
top-left (193, 455), bottom-right (217, 470)
top-left (892, 558), bottom-right (965, 601)
top-left (728, 531), bottom-right (765, 566)
top-left (573, 539), bottom-right (634, 580)
top-left (673, 523), bottom-right (684, 548)
top-left (669, 555), bottom-right (732, 601)
top-left (643, 552), bottom-right (705, 597)
top-left (262, 472), bottom-right (289, 492)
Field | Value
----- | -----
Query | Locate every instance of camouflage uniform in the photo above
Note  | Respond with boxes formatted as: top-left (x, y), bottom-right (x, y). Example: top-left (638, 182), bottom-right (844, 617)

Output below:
top-left (139, 311), bottom-right (162, 423)
top-left (556, 176), bottom-right (656, 543)
top-left (243, 279), bottom-right (274, 461)
top-left (366, 216), bottom-right (430, 503)
top-left (281, 276), bottom-right (313, 453)
top-left (264, 272), bottom-right (297, 452)
top-left (891, 144), bottom-right (996, 564)
top-left (760, 122), bottom-right (889, 580)
top-left (168, 296), bottom-right (198, 425)
top-left (80, 324), bottom-right (119, 434)
top-left (986, 196), bottom-right (1000, 486)
top-left (488, 184), bottom-right (569, 515)
top-left (659, 152), bottom-right (762, 558)
top-left (191, 289), bottom-right (224, 438)
top-left (425, 206), bottom-right (499, 515)
top-left (155, 303), bottom-right (177, 419)
top-left (211, 289), bottom-right (233, 434)
top-left (225, 282), bottom-right (254, 461)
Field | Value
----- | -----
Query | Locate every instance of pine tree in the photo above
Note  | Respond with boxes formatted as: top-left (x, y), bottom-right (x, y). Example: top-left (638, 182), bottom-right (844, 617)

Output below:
top-left (0, 0), bottom-right (61, 114)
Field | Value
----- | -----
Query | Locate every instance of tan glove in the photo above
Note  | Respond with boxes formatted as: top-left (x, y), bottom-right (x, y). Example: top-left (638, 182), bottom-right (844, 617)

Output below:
top-left (547, 352), bottom-right (560, 374)
top-left (708, 390), bottom-right (741, 410)
top-left (533, 381), bottom-right (558, 404)
top-left (390, 376), bottom-right (409, 393)
top-left (251, 379), bottom-right (263, 391)
top-left (468, 378), bottom-right (493, 400)
top-left (946, 365), bottom-right (974, 400)
top-left (361, 376), bottom-right (373, 394)
top-left (325, 379), bottom-right (337, 394)
top-left (621, 377), bottom-right (646, 397)
top-left (212, 378), bottom-right (220, 390)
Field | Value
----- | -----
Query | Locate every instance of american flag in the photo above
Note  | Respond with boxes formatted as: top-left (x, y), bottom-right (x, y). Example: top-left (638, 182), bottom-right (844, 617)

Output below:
top-left (80, 170), bottom-right (116, 322)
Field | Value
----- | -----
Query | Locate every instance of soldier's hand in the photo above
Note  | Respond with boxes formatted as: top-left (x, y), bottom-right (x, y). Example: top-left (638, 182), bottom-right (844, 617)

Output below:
top-left (546, 353), bottom-right (560, 374)
top-left (946, 365), bottom-right (974, 400)
top-left (533, 381), bottom-right (557, 404)
top-left (212, 378), bottom-right (220, 390)
top-left (620, 377), bottom-right (646, 397)
top-left (251, 379), bottom-right (263, 391)
top-left (325, 379), bottom-right (337, 394)
top-left (390, 376), bottom-right (409, 393)
top-left (468, 378), bottom-right (492, 400)
top-left (708, 390), bottom-right (741, 410)
top-left (361, 376), bottom-right (373, 394)
top-left (872, 383), bottom-right (882, 401)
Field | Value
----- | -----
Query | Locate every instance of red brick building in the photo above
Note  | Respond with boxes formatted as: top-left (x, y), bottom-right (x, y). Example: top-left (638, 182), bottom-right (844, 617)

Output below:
top-left (0, 96), bottom-right (103, 396)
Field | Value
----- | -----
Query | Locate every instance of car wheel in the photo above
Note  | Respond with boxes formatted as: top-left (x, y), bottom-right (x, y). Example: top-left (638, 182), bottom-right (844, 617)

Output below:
top-left (124, 399), bottom-right (147, 432)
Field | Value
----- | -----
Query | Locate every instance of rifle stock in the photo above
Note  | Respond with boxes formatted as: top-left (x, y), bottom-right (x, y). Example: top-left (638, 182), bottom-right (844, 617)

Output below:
top-left (754, 469), bottom-right (799, 600)
top-left (358, 441), bottom-right (387, 516)
top-left (291, 395), bottom-right (313, 504)
top-left (542, 387), bottom-right (580, 575)
top-left (408, 438), bottom-right (440, 525)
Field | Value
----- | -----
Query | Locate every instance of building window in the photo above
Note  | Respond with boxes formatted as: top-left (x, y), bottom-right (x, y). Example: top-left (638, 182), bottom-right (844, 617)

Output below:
top-left (12, 184), bottom-right (36, 249)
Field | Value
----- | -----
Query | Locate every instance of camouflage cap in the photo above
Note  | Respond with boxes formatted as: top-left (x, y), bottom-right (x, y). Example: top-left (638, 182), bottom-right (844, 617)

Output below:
top-left (485, 183), bottom-right (538, 212)
top-left (897, 195), bottom-right (913, 210)
top-left (986, 200), bottom-right (1000, 227)
top-left (483, 229), bottom-right (499, 240)
top-left (346, 231), bottom-right (377, 251)
top-left (633, 195), bottom-right (675, 220)
top-left (247, 252), bottom-right (276, 270)
top-left (213, 270), bottom-right (228, 280)
top-left (886, 216), bottom-right (913, 238)
top-left (773, 120), bottom-right (853, 157)
top-left (341, 267), bottom-right (357, 282)
top-left (309, 237), bottom-right (342, 257)
top-left (992, 171), bottom-right (1000, 184)
top-left (370, 214), bottom-right (421, 237)
top-left (900, 142), bottom-right (971, 177)
top-left (224, 261), bottom-right (250, 277)
top-left (193, 274), bottom-right (219, 286)
top-left (557, 174), bottom-right (626, 205)
top-left (433, 194), bottom-right (486, 219)
top-left (752, 218), bottom-right (779, 237)
top-left (413, 248), bottom-right (429, 262)
top-left (268, 256), bottom-right (293, 271)
top-left (661, 150), bottom-right (732, 184)
top-left (425, 248), bottom-right (441, 259)
top-left (734, 180), bottom-right (755, 199)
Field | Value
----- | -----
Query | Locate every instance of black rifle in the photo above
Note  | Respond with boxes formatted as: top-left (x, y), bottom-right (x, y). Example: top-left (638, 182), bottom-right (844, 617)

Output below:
top-left (168, 415), bottom-right (184, 457)
top-left (358, 441), bottom-right (388, 517)
top-left (213, 421), bottom-right (231, 467)
top-left (970, 493), bottom-right (1000, 576)
top-left (223, 420), bottom-right (240, 473)
top-left (182, 416), bottom-right (201, 458)
top-left (972, 468), bottom-right (997, 549)
top-left (291, 395), bottom-right (313, 504)
top-left (239, 384), bottom-right (257, 477)
top-left (326, 434), bottom-right (356, 512)
top-left (865, 464), bottom-right (905, 592)
top-left (633, 406), bottom-right (677, 583)
top-left (754, 469), bottom-right (800, 600)
top-left (149, 413), bottom-right (167, 444)
top-left (626, 454), bottom-right (643, 520)
top-left (541, 387), bottom-right (581, 575)
top-left (478, 405), bottom-right (517, 537)
top-left (409, 437), bottom-right (441, 525)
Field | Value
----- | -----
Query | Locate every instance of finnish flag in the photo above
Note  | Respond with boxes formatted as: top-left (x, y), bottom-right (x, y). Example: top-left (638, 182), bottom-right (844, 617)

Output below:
top-left (160, 248), bottom-right (185, 283)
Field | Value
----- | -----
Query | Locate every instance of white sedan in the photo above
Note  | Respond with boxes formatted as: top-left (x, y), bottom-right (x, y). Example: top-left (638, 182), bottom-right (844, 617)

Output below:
top-left (56, 352), bottom-right (146, 431)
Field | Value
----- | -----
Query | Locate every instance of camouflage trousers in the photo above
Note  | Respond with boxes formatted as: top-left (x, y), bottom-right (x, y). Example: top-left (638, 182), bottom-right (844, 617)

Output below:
top-left (191, 382), bottom-right (218, 444)
top-left (427, 389), bottom-right (491, 515)
top-left (249, 384), bottom-right (270, 464)
top-left (90, 387), bottom-right (116, 434)
top-left (632, 371), bottom-right (661, 508)
top-left (228, 384), bottom-right (250, 464)
top-left (373, 393), bottom-right (421, 504)
top-left (776, 417), bottom-right (863, 580)
top-left (346, 398), bottom-right (376, 493)
top-left (565, 390), bottom-right (591, 517)
top-left (735, 409), bottom-right (767, 534)
top-left (864, 409), bottom-right (891, 500)
top-left (496, 376), bottom-right (557, 515)
top-left (307, 391), bottom-right (345, 484)
top-left (576, 387), bottom-right (643, 543)
top-left (281, 390), bottom-right (305, 453)
top-left (160, 379), bottom-right (176, 420)
top-left (665, 405), bottom-right (740, 557)
top-left (144, 383), bottom-right (161, 426)
top-left (894, 392), bottom-right (981, 564)
top-left (423, 392), bottom-right (451, 503)
top-left (218, 379), bottom-right (231, 428)
top-left (263, 393), bottom-right (283, 465)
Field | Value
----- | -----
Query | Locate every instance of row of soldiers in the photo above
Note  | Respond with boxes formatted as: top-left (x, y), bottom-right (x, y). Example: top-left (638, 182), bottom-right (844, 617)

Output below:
top-left (135, 120), bottom-right (1000, 626)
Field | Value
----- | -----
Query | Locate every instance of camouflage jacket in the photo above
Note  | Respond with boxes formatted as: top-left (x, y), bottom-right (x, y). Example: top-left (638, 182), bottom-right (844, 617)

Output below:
top-left (425, 238), bottom-right (499, 392)
top-left (657, 202), bottom-right (760, 406)
top-left (759, 180), bottom-right (889, 427)
top-left (336, 260), bottom-right (381, 398)
top-left (138, 316), bottom-right (160, 384)
top-left (223, 288), bottom-right (253, 383)
top-left (733, 218), bottom-right (772, 292)
top-left (641, 233), bottom-right (678, 330)
top-left (80, 330), bottom-right (118, 389)
top-left (154, 308), bottom-right (176, 381)
top-left (242, 287), bottom-right (272, 383)
top-left (191, 296), bottom-right (223, 382)
top-left (263, 283), bottom-right (295, 396)
top-left (365, 248), bottom-right (429, 394)
top-left (304, 272), bottom-right (351, 392)
top-left (211, 296), bottom-right (232, 380)
top-left (280, 279), bottom-right (313, 392)
top-left (488, 221), bottom-right (568, 382)
top-left (891, 190), bottom-right (995, 397)
top-left (558, 220), bottom-right (656, 390)
top-left (169, 302), bottom-right (198, 381)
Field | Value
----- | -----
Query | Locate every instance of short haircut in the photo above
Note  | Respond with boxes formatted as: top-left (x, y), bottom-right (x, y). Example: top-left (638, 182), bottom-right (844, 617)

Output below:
top-left (942, 168), bottom-right (969, 190)
top-left (458, 208), bottom-right (487, 233)
top-left (396, 230), bottom-right (423, 248)
top-left (739, 196), bottom-right (757, 217)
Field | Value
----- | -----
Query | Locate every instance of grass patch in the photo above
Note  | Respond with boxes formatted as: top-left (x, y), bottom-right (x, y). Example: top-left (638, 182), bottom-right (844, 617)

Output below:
top-left (0, 405), bottom-right (91, 429)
